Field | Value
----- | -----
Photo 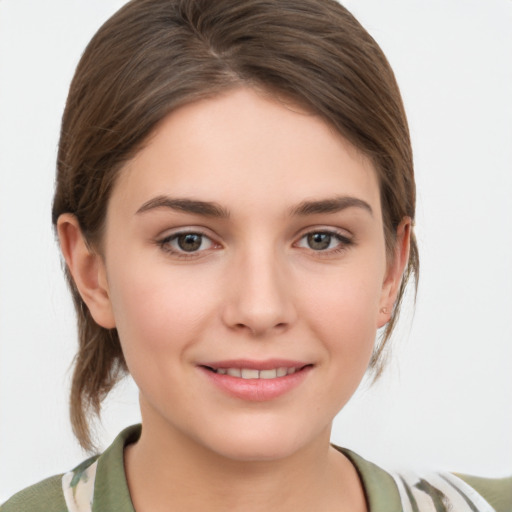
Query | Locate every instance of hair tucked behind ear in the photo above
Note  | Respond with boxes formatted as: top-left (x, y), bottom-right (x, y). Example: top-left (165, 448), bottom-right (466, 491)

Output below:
top-left (53, 0), bottom-right (418, 451)
top-left (67, 275), bottom-right (127, 450)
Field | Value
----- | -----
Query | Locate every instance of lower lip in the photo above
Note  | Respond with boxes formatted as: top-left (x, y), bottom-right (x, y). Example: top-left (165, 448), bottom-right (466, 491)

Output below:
top-left (199, 366), bottom-right (312, 401)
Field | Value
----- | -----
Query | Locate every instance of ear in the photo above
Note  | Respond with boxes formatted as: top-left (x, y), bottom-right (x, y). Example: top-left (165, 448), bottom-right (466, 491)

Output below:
top-left (377, 217), bottom-right (411, 328)
top-left (57, 214), bottom-right (116, 329)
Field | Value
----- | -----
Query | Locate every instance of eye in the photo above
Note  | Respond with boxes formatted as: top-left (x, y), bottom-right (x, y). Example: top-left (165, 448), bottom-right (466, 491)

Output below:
top-left (296, 230), bottom-right (352, 252)
top-left (159, 231), bottom-right (216, 255)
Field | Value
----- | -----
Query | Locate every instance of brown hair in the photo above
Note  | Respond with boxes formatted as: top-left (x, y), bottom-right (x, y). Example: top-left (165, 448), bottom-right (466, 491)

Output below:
top-left (53, 0), bottom-right (419, 451)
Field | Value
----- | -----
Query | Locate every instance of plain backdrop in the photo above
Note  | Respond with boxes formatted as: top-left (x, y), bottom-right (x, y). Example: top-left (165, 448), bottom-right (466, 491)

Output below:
top-left (1, 0), bottom-right (511, 501)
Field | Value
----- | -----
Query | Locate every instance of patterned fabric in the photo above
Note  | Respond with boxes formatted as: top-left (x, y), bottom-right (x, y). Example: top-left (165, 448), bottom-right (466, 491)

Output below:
top-left (392, 471), bottom-right (496, 512)
top-left (2, 425), bottom-right (510, 511)
top-left (61, 458), bottom-right (99, 512)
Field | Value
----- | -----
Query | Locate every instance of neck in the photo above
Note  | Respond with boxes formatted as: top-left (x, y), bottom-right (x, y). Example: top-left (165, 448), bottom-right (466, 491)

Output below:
top-left (124, 417), bottom-right (366, 512)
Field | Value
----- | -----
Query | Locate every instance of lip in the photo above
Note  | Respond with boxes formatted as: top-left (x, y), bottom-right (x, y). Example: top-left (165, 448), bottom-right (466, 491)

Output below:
top-left (198, 359), bottom-right (313, 401)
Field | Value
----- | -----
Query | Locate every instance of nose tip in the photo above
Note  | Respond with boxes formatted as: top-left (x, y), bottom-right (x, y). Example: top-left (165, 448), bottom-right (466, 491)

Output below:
top-left (230, 308), bottom-right (290, 337)
top-left (221, 256), bottom-right (296, 337)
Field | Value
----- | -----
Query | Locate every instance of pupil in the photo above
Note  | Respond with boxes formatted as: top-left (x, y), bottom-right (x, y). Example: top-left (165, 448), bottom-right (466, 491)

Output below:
top-left (308, 233), bottom-right (331, 250)
top-left (178, 234), bottom-right (202, 252)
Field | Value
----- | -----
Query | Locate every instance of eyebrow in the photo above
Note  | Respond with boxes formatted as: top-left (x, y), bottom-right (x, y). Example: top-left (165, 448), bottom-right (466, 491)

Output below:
top-left (290, 196), bottom-right (373, 217)
top-left (136, 196), bottom-right (230, 218)
top-left (135, 194), bottom-right (372, 219)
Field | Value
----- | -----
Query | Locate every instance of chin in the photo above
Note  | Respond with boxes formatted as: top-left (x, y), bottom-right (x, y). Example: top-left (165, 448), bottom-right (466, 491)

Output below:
top-left (210, 436), bottom-right (301, 463)
top-left (196, 416), bottom-right (327, 463)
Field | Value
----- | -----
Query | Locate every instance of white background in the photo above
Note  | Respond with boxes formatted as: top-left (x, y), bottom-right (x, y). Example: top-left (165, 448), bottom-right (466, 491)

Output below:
top-left (1, 0), bottom-right (511, 501)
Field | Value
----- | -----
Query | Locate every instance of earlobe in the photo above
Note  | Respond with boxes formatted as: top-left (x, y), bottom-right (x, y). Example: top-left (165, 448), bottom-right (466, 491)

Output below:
top-left (377, 217), bottom-right (411, 328)
top-left (57, 214), bottom-right (116, 329)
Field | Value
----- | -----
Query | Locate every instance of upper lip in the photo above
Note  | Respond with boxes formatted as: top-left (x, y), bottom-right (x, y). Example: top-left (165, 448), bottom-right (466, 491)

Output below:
top-left (199, 359), bottom-right (311, 371)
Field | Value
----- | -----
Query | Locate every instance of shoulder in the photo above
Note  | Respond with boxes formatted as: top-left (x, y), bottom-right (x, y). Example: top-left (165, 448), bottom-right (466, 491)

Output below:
top-left (0, 473), bottom-right (68, 512)
top-left (1, 425), bottom-right (139, 512)
top-left (394, 470), bottom-right (511, 512)
top-left (1, 455), bottom-right (100, 512)
top-left (335, 446), bottom-right (511, 512)
top-left (457, 473), bottom-right (512, 512)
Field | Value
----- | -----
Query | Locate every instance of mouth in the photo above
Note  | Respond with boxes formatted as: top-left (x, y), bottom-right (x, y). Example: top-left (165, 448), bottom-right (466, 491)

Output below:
top-left (201, 365), bottom-right (310, 380)
top-left (198, 361), bottom-right (313, 401)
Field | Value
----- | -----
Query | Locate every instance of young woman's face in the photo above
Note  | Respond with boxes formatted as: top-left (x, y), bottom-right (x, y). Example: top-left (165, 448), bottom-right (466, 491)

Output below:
top-left (98, 87), bottom-right (402, 461)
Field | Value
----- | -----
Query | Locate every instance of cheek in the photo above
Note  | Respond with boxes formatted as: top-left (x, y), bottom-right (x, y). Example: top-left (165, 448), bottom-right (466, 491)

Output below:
top-left (107, 259), bottom-right (218, 361)
top-left (303, 265), bottom-right (383, 360)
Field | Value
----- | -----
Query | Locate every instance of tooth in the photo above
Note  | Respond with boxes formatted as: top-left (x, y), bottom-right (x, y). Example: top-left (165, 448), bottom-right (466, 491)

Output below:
top-left (241, 369), bottom-right (259, 379)
top-left (220, 367), bottom-right (299, 379)
top-left (277, 367), bottom-right (287, 377)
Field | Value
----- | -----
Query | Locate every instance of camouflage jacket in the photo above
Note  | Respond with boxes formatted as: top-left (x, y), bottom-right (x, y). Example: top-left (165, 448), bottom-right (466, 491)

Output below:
top-left (2, 425), bottom-right (511, 511)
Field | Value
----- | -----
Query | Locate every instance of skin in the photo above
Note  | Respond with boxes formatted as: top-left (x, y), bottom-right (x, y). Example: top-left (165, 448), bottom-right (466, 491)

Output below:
top-left (58, 87), bottom-right (410, 511)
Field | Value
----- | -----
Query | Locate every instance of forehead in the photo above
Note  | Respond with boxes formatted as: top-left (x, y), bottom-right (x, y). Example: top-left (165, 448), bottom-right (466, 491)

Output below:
top-left (111, 87), bottom-right (381, 218)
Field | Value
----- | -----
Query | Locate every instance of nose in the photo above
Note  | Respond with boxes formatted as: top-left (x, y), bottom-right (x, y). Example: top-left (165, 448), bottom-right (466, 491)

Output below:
top-left (221, 247), bottom-right (297, 337)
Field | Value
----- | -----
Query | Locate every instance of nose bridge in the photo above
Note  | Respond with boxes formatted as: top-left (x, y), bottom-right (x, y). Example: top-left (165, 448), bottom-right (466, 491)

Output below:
top-left (223, 239), bottom-right (295, 336)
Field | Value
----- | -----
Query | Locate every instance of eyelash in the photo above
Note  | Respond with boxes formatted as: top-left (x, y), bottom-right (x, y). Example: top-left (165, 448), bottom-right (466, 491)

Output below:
top-left (157, 230), bottom-right (217, 259)
top-left (156, 229), bottom-right (353, 259)
top-left (295, 230), bottom-right (353, 255)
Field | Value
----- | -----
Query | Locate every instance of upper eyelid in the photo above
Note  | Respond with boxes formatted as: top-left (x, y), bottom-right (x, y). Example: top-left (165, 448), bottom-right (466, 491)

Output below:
top-left (293, 227), bottom-right (355, 253)
top-left (157, 228), bottom-right (218, 248)
top-left (155, 225), bottom-right (353, 246)
top-left (295, 231), bottom-right (351, 246)
top-left (158, 226), bottom-right (216, 240)
top-left (157, 231), bottom-right (220, 259)
top-left (294, 225), bottom-right (353, 240)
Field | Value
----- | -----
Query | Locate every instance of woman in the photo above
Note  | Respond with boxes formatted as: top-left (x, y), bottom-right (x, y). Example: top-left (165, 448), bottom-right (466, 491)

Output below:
top-left (1, 1), bottom-right (510, 510)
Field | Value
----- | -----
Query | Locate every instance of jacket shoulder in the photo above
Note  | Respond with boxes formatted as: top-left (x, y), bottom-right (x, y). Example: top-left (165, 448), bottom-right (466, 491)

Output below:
top-left (393, 470), bottom-right (511, 512)
top-left (1, 474), bottom-right (67, 512)
top-left (457, 474), bottom-right (512, 512)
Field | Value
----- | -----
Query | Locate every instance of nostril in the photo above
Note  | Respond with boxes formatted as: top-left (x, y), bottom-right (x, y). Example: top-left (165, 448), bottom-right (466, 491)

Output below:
top-left (232, 321), bottom-right (289, 335)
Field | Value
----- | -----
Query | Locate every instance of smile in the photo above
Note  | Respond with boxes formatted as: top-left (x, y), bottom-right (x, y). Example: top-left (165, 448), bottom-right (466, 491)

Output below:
top-left (199, 361), bottom-right (313, 401)
top-left (208, 366), bottom-right (301, 379)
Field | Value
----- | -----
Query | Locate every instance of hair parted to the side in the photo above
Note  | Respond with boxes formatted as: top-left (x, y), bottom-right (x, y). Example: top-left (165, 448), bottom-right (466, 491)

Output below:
top-left (52, 0), bottom-right (419, 452)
